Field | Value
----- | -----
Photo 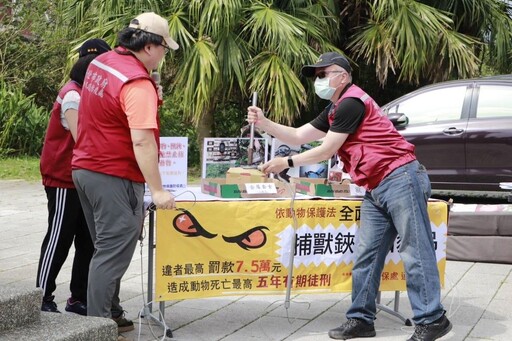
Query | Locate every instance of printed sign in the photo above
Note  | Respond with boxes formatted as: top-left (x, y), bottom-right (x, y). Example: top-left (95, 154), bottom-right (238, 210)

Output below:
top-left (202, 138), bottom-right (269, 178)
top-left (270, 138), bottom-right (333, 181)
top-left (145, 137), bottom-right (188, 195)
top-left (155, 200), bottom-right (447, 300)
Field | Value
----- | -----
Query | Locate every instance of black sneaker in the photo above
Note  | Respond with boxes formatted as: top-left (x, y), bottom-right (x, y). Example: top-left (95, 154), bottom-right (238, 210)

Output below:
top-left (112, 312), bottom-right (134, 333)
top-left (328, 318), bottom-right (376, 339)
top-left (407, 314), bottom-right (452, 341)
top-left (41, 296), bottom-right (60, 313)
top-left (65, 297), bottom-right (87, 316)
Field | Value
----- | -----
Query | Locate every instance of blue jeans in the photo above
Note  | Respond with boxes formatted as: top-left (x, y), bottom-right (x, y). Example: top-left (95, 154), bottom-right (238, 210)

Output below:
top-left (346, 160), bottom-right (444, 325)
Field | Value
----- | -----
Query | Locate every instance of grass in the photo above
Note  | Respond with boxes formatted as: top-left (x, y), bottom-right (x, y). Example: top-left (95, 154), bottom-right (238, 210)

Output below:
top-left (188, 166), bottom-right (202, 184)
top-left (0, 156), bottom-right (202, 184)
top-left (0, 156), bottom-right (41, 181)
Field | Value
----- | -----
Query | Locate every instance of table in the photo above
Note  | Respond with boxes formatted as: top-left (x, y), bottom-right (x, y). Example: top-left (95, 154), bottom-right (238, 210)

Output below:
top-left (144, 187), bottom-right (448, 337)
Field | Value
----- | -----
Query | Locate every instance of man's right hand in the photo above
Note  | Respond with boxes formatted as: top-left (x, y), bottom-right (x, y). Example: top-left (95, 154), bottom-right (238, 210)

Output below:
top-left (152, 189), bottom-right (175, 210)
top-left (247, 105), bottom-right (266, 127)
top-left (156, 85), bottom-right (163, 101)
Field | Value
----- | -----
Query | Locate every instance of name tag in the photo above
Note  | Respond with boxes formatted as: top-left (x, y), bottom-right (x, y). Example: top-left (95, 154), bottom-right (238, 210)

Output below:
top-left (245, 182), bottom-right (278, 194)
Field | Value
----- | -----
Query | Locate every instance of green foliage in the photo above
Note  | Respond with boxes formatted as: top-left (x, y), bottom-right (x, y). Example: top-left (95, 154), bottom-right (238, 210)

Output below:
top-left (205, 163), bottom-right (232, 178)
top-left (0, 1), bottom-right (69, 109)
top-left (346, 0), bottom-right (512, 85)
top-left (2, 0), bottom-right (512, 163)
top-left (0, 81), bottom-right (48, 156)
top-left (158, 98), bottom-right (200, 166)
top-left (161, 0), bottom-right (340, 126)
top-left (213, 101), bottom-right (246, 138)
top-left (159, 93), bottom-right (249, 167)
top-left (0, 0), bottom-right (68, 158)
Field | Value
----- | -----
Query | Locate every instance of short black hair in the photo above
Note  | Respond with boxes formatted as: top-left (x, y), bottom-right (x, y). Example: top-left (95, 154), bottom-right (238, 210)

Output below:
top-left (69, 54), bottom-right (96, 86)
top-left (117, 27), bottom-right (165, 52)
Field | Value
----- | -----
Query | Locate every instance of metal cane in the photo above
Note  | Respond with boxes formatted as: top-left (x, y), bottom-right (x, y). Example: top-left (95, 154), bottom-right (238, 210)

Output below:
top-left (247, 92), bottom-right (257, 165)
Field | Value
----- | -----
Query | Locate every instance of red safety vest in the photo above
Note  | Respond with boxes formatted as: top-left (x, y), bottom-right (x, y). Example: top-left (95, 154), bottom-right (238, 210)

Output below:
top-left (328, 85), bottom-right (416, 190)
top-left (72, 48), bottom-right (160, 183)
top-left (40, 81), bottom-right (82, 188)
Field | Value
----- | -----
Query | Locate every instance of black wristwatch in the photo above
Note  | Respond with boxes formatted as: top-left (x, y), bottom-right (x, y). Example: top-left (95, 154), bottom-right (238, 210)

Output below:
top-left (287, 155), bottom-right (294, 168)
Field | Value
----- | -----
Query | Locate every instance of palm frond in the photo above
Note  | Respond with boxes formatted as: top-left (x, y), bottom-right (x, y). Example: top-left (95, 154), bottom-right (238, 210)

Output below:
top-left (174, 38), bottom-right (220, 125)
top-left (241, 2), bottom-right (307, 58)
top-left (349, 0), bottom-right (482, 84)
top-left (248, 52), bottom-right (307, 125)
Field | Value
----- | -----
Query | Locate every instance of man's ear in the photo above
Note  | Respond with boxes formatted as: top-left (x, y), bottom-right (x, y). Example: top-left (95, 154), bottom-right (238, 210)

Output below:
top-left (144, 44), bottom-right (153, 55)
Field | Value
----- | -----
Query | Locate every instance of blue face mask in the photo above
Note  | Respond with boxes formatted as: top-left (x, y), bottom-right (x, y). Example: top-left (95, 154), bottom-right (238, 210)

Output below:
top-left (314, 76), bottom-right (336, 100)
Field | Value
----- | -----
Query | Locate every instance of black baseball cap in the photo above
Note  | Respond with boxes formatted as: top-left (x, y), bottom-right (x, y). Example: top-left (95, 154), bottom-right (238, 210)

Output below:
top-left (301, 52), bottom-right (352, 77)
top-left (78, 38), bottom-right (111, 58)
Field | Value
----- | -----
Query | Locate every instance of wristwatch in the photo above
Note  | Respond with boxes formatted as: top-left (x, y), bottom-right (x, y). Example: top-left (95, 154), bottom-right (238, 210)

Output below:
top-left (287, 155), bottom-right (294, 168)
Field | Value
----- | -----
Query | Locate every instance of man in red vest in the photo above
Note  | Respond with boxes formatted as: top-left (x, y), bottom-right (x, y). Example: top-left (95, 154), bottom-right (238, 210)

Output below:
top-left (247, 52), bottom-right (452, 341)
top-left (38, 39), bottom-right (111, 315)
top-left (72, 12), bottom-right (178, 333)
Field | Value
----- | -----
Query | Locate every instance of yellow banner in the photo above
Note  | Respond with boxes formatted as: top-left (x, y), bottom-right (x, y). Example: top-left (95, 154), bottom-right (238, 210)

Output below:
top-left (155, 200), bottom-right (447, 301)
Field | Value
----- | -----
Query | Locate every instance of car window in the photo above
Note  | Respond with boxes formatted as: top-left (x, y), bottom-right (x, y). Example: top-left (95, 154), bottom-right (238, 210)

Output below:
top-left (476, 85), bottom-right (512, 118)
top-left (387, 86), bottom-right (467, 125)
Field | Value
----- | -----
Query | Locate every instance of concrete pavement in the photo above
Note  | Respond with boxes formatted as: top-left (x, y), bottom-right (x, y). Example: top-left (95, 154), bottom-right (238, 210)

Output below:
top-left (0, 179), bottom-right (511, 341)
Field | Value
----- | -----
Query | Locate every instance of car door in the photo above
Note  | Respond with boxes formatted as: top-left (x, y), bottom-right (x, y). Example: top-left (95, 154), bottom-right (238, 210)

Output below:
top-left (465, 83), bottom-right (512, 190)
top-left (384, 85), bottom-right (471, 190)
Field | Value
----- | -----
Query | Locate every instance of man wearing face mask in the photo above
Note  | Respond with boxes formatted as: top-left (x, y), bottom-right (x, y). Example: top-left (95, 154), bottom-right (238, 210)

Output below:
top-left (247, 52), bottom-right (452, 341)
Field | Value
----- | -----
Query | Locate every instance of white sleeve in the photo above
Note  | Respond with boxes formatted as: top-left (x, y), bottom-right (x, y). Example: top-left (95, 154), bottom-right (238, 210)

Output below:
top-left (60, 90), bottom-right (80, 130)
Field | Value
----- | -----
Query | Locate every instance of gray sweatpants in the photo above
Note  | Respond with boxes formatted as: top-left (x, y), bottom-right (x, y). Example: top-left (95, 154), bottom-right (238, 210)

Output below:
top-left (72, 169), bottom-right (143, 318)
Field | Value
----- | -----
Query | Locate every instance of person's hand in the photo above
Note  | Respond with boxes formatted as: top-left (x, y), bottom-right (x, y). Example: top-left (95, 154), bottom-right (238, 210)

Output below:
top-left (152, 189), bottom-right (175, 210)
top-left (341, 179), bottom-right (352, 185)
top-left (258, 157), bottom-right (288, 175)
top-left (247, 106), bottom-right (266, 127)
top-left (156, 85), bottom-right (163, 101)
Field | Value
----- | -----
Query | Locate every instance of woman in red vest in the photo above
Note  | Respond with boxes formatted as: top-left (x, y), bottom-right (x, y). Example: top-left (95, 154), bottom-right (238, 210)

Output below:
top-left (247, 52), bottom-right (452, 341)
top-left (38, 39), bottom-right (110, 315)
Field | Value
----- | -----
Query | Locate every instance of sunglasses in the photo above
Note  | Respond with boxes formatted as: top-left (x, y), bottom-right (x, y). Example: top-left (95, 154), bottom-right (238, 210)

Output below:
top-left (316, 70), bottom-right (344, 79)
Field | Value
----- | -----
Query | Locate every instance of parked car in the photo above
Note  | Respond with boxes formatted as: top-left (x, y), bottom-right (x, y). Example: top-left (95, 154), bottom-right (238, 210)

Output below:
top-left (382, 75), bottom-right (512, 193)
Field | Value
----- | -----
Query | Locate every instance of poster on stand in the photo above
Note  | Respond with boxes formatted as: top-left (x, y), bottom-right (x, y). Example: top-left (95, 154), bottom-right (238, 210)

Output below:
top-left (270, 139), bottom-right (332, 181)
top-left (202, 137), bottom-right (269, 178)
top-left (145, 136), bottom-right (188, 195)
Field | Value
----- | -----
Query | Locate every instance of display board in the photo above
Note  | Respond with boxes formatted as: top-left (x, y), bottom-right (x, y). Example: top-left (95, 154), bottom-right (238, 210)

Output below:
top-left (202, 137), bottom-right (269, 178)
top-left (269, 139), bottom-right (333, 180)
top-left (145, 136), bottom-right (188, 196)
top-left (159, 137), bottom-right (188, 190)
top-left (155, 199), bottom-right (447, 301)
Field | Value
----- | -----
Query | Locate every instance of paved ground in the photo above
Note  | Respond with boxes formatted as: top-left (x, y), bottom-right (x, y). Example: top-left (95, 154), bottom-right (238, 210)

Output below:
top-left (0, 180), bottom-right (511, 341)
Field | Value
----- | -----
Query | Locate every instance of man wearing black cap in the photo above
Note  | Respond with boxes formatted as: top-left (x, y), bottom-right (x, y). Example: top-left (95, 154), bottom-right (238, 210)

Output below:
top-left (38, 38), bottom-right (111, 316)
top-left (247, 52), bottom-right (452, 341)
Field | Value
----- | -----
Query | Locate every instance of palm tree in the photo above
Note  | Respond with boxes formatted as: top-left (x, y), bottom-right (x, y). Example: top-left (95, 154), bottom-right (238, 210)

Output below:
top-left (164, 0), bottom-right (345, 150)
top-left (432, 0), bottom-right (512, 74)
top-left (62, 0), bottom-right (344, 156)
top-left (342, 0), bottom-right (512, 85)
top-left (62, 0), bottom-right (512, 148)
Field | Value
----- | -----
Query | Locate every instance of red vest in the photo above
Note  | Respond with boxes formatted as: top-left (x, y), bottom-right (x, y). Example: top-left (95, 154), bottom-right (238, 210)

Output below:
top-left (40, 81), bottom-right (82, 188)
top-left (72, 49), bottom-right (159, 183)
top-left (328, 85), bottom-right (416, 190)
